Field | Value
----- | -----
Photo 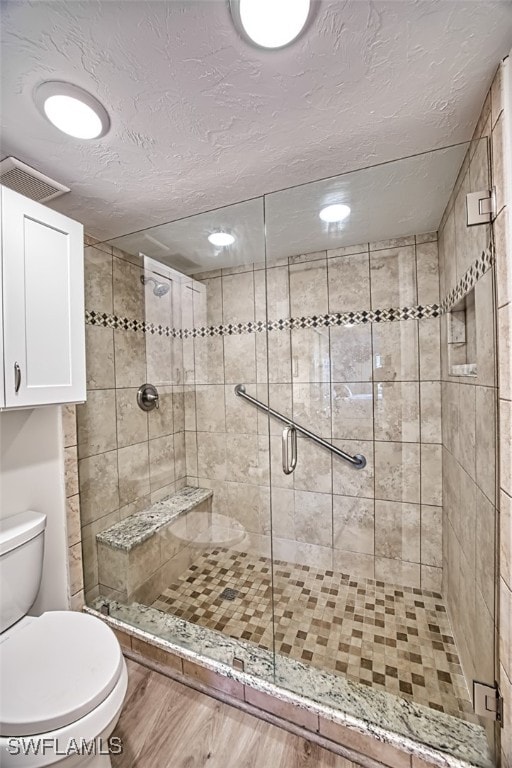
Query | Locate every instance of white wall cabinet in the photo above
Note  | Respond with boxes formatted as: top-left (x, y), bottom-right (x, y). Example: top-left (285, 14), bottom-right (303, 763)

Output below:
top-left (0, 185), bottom-right (86, 408)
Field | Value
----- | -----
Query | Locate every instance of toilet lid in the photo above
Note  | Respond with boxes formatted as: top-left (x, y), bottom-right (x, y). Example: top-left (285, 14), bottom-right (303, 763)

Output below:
top-left (0, 611), bottom-right (124, 736)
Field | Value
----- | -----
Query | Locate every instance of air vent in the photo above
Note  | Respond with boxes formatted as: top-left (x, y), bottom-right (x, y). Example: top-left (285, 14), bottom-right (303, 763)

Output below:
top-left (0, 157), bottom-right (70, 203)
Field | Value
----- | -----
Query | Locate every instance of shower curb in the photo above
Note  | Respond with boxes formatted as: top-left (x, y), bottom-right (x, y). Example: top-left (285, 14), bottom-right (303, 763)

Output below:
top-left (84, 605), bottom-right (491, 768)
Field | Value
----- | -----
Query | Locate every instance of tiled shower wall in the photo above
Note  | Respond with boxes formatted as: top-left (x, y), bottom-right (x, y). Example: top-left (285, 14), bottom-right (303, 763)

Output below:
top-left (185, 235), bottom-right (443, 591)
top-left (77, 241), bottom-right (187, 602)
top-left (438, 58), bottom-right (511, 759)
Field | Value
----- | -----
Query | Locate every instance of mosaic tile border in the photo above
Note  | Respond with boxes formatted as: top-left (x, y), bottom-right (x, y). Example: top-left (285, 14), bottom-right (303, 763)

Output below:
top-left (440, 247), bottom-right (494, 312)
top-left (84, 248), bottom-right (493, 339)
top-left (85, 303), bottom-right (441, 338)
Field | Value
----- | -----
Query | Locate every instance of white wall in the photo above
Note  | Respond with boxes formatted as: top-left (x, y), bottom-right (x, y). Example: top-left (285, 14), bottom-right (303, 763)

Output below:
top-left (0, 406), bottom-right (69, 613)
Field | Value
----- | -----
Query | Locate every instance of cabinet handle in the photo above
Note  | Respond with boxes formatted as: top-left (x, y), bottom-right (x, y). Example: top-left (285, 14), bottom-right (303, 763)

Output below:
top-left (14, 362), bottom-right (21, 393)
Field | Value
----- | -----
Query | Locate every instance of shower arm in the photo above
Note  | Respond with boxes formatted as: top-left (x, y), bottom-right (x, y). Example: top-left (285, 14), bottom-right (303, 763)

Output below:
top-left (234, 384), bottom-right (366, 469)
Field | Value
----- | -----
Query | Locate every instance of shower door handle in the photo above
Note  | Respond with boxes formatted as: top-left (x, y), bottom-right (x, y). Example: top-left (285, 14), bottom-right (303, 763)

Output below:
top-left (282, 425), bottom-right (297, 475)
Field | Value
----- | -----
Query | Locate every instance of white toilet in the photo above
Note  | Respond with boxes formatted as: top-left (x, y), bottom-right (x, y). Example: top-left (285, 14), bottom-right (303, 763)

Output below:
top-left (0, 511), bottom-right (128, 767)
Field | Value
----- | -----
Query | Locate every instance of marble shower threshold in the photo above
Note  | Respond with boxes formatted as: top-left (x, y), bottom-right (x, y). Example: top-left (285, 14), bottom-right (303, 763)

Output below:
top-left (86, 598), bottom-right (493, 768)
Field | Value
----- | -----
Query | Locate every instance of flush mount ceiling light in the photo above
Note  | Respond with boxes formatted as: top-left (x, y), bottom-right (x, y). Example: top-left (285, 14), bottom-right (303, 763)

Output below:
top-left (319, 204), bottom-right (351, 223)
top-left (35, 81), bottom-right (110, 139)
top-left (230, 0), bottom-right (311, 49)
top-left (208, 232), bottom-right (235, 246)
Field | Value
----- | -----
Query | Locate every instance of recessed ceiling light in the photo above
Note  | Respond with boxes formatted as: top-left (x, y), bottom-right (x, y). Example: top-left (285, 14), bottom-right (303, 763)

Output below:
top-left (319, 204), bottom-right (351, 223)
top-left (230, 0), bottom-right (311, 49)
top-left (35, 81), bottom-right (110, 139)
top-left (208, 232), bottom-right (235, 246)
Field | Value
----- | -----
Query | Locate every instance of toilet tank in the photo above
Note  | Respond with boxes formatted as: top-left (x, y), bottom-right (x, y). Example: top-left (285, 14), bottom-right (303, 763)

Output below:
top-left (0, 511), bottom-right (46, 633)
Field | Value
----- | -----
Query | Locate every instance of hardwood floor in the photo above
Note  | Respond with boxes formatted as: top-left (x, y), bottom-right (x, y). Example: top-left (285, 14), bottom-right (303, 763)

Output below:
top-left (111, 659), bottom-right (359, 768)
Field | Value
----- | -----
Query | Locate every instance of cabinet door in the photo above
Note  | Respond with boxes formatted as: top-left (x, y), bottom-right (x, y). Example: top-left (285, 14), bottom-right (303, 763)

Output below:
top-left (1, 186), bottom-right (86, 407)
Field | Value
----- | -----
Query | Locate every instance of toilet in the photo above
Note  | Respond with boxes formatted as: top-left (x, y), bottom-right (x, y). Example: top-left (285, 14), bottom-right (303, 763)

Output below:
top-left (0, 511), bottom-right (128, 767)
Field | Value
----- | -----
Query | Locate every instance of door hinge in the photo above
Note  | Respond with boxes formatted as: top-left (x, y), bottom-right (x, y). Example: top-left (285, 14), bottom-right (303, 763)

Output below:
top-left (466, 188), bottom-right (496, 225)
top-left (473, 680), bottom-right (503, 725)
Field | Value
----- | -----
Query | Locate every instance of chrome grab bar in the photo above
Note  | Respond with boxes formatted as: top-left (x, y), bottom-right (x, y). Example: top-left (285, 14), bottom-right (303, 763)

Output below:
top-left (282, 425), bottom-right (298, 475)
top-left (234, 384), bottom-right (366, 470)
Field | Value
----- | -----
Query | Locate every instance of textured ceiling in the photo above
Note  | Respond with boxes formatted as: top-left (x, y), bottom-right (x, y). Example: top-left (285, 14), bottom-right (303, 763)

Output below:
top-left (1, 0), bottom-right (511, 241)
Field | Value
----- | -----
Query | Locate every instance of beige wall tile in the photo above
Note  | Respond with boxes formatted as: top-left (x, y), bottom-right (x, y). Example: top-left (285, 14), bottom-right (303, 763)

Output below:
top-left (416, 241), bottom-right (440, 305)
top-left (374, 382), bottom-right (420, 442)
top-left (66, 494), bottom-right (81, 547)
top-left (420, 505), bottom-right (442, 567)
top-left (501, 490), bottom-right (512, 591)
top-left (370, 246), bottom-right (417, 308)
top-left (197, 432), bottom-right (227, 480)
top-left (372, 321), bottom-right (419, 381)
top-left (420, 382), bottom-right (442, 443)
top-left (86, 325), bottom-right (115, 390)
top-left (149, 435), bottom-right (176, 492)
top-left (65, 446), bottom-right (79, 498)
top-left (330, 325), bottom-right (372, 382)
top-left (418, 318), bottom-right (441, 381)
top-left (293, 438), bottom-right (332, 494)
top-left (420, 565), bottom-right (442, 592)
top-left (495, 207), bottom-right (510, 309)
top-left (223, 334), bottom-right (256, 384)
top-left (499, 304), bottom-right (512, 401)
top-left (265, 265), bottom-right (290, 320)
top-left (68, 541), bottom-right (84, 596)
top-left (458, 383), bottom-right (476, 480)
top-left (332, 383), bottom-right (373, 440)
top-left (332, 550), bottom-right (375, 580)
top-left (113, 256), bottom-right (145, 320)
top-left (118, 442), bottom-right (150, 506)
top-left (289, 258), bottom-right (328, 317)
top-left (375, 500), bottom-right (420, 563)
top-left (84, 245), bottom-right (113, 313)
top-left (327, 252), bottom-right (370, 312)
top-left (292, 327), bottom-right (331, 383)
top-left (375, 557), bottom-right (421, 589)
top-left (421, 444), bottom-right (442, 506)
top-left (293, 382), bottom-right (331, 437)
top-left (374, 441), bottom-right (420, 503)
top-left (114, 330), bottom-right (147, 388)
top-left (223, 271), bottom-right (255, 324)
top-left (332, 439), bottom-right (374, 499)
top-left (77, 389), bottom-right (117, 459)
top-left (333, 495), bottom-right (374, 555)
top-left (294, 490), bottom-right (332, 547)
top-left (492, 112), bottom-right (505, 214)
top-left (62, 404), bottom-right (77, 448)
top-left (475, 269), bottom-right (496, 388)
top-left (79, 451), bottom-right (119, 525)
top-left (501, 398), bottom-right (512, 498)
top-left (327, 243), bottom-right (369, 258)
top-left (195, 384), bottom-right (226, 432)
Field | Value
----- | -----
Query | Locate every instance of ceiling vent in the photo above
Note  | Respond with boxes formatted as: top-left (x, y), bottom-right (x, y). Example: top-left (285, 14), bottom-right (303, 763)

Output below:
top-left (0, 157), bottom-right (70, 203)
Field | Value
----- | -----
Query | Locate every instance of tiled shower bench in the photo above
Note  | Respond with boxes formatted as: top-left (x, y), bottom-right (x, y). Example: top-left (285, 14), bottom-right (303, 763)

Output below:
top-left (96, 486), bottom-right (213, 604)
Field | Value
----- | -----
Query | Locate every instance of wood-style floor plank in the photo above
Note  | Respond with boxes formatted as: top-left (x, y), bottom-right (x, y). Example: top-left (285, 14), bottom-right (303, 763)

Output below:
top-left (111, 660), bottom-right (358, 768)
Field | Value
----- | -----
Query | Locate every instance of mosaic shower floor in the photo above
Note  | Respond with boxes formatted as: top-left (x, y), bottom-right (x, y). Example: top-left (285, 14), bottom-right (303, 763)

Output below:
top-left (152, 548), bottom-right (475, 722)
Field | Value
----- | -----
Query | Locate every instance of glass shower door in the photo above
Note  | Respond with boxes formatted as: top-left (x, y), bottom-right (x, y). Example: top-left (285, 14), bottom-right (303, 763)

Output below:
top-left (263, 142), bottom-right (498, 762)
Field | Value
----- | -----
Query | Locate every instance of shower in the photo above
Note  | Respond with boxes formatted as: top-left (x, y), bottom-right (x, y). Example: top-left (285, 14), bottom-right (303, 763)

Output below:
top-left (140, 274), bottom-right (170, 296)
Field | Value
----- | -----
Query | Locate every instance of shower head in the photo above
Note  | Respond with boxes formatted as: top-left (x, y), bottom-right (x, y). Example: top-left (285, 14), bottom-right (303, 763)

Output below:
top-left (140, 274), bottom-right (170, 297)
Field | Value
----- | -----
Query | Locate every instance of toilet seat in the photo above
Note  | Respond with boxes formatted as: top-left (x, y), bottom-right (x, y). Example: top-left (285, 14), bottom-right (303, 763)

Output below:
top-left (0, 611), bottom-right (124, 737)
